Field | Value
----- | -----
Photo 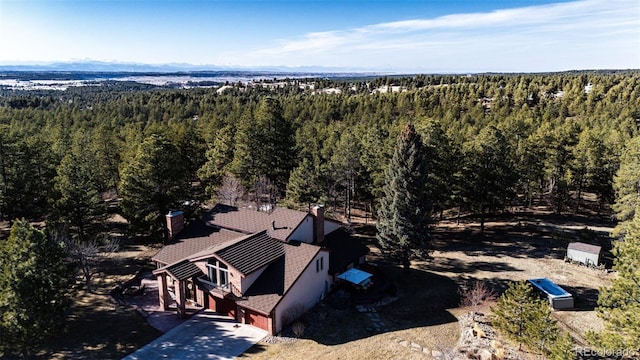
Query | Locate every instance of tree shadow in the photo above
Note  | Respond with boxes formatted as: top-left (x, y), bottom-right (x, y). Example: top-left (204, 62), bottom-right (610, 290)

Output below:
top-left (432, 220), bottom-right (575, 261)
top-left (560, 285), bottom-right (600, 311)
top-left (123, 312), bottom-right (268, 359)
top-left (422, 257), bottom-right (523, 274)
top-left (293, 265), bottom-right (460, 346)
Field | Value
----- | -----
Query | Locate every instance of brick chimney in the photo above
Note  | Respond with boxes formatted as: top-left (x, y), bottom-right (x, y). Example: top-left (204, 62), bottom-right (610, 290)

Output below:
top-left (311, 205), bottom-right (325, 243)
top-left (166, 210), bottom-right (185, 241)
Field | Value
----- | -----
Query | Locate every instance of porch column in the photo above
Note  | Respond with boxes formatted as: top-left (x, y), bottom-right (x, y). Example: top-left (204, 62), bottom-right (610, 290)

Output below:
top-left (195, 284), bottom-right (205, 307)
top-left (157, 274), bottom-right (170, 311)
top-left (176, 279), bottom-right (187, 317)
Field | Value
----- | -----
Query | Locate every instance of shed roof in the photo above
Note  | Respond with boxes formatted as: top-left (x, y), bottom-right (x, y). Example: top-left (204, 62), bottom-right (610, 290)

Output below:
top-left (337, 268), bottom-right (373, 286)
top-left (567, 242), bottom-right (601, 255)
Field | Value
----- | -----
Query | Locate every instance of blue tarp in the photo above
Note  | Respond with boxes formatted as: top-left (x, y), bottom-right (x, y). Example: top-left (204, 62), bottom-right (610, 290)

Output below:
top-left (337, 268), bottom-right (373, 286)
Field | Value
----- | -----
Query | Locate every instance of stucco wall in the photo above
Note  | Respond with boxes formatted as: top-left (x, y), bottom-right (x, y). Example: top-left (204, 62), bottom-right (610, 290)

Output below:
top-left (273, 251), bottom-right (331, 334)
top-left (241, 266), bottom-right (267, 293)
top-left (288, 215), bottom-right (314, 243)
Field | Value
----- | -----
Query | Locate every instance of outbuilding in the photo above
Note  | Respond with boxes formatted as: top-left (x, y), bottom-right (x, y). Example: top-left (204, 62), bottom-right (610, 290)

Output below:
top-left (566, 242), bottom-right (601, 267)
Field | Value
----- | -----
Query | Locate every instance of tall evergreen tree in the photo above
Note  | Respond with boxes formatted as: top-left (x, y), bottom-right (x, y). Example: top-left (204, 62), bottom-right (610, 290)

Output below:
top-left (588, 212), bottom-right (640, 351)
top-left (376, 124), bottom-right (430, 270)
top-left (231, 98), bottom-right (295, 191)
top-left (54, 132), bottom-right (107, 243)
top-left (417, 119), bottom-right (456, 220)
top-left (198, 124), bottom-right (235, 199)
top-left (286, 157), bottom-right (321, 209)
top-left (119, 134), bottom-right (190, 242)
top-left (462, 126), bottom-right (516, 234)
top-left (0, 220), bottom-right (73, 357)
top-left (612, 136), bottom-right (640, 236)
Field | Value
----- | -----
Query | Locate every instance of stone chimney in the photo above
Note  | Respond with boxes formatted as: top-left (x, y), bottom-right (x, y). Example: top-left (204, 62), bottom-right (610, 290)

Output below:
top-left (311, 205), bottom-right (325, 243)
top-left (166, 210), bottom-right (185, 241)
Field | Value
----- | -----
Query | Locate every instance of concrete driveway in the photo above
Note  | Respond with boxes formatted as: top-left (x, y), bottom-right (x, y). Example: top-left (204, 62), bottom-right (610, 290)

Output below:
top-left (123, 311), bottom-right (268, 359)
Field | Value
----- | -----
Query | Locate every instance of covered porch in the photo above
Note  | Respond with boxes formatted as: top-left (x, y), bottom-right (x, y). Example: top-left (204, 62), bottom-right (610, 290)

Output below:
top-left (153, 260), bottom-right (205, 317)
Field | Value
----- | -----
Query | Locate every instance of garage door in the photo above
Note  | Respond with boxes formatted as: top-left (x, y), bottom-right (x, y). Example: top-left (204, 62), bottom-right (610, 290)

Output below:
top-left (244, 308), bottom-right (269, 331)
top-left (217, 298), bottom-right (236, 319)
top-left (207, 294), bottom-right (217, 311)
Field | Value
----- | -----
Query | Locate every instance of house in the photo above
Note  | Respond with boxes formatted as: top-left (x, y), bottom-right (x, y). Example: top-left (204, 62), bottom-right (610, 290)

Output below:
top-left (152, 204), bottom-right (368, 335)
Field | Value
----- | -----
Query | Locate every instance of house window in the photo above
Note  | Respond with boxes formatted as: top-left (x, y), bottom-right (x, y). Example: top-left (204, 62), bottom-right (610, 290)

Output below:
top-left (316, 257), bottom-right (324, 273)
top-left (206, 260), bottom-right (229, 288)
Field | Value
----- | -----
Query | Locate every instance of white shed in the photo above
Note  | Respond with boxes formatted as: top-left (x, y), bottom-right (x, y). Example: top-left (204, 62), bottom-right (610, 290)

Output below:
top-left (566, 242), bottom-right (601, 267)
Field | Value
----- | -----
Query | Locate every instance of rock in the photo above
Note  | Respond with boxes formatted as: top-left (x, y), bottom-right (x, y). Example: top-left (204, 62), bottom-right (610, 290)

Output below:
top-left (410, 342), bottom-right (421, 351)
top-left (399, 340), bottom-right (409, 347)
top-left (479, 349), bottom-right (492, 360)
top-left (432, 350), bottom-right (442, 357)
top-left (423, 347), bottom-right (430, 354)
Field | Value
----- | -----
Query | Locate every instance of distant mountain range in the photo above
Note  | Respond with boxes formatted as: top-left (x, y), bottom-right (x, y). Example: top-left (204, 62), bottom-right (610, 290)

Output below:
top-left (0, 61), bottom-right (384, 75)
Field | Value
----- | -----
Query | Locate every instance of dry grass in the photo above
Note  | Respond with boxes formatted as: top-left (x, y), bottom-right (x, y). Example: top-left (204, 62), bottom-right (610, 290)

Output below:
top-left (243, 205), bottom-right (615, 359)
top-left (242, 321), bottom-right (461, 360)
top-left (37, 242), bottom-right (162, 359)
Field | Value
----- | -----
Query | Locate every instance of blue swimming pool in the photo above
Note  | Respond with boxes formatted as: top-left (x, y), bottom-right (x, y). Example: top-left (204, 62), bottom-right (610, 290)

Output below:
top-left (528, 278), bottom-right (571, 298)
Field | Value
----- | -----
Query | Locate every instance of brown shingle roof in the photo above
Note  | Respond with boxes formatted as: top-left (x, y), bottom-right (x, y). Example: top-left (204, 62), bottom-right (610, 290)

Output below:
top-left (205, 204), bottom-right (309, 241)
top-left (156, 260), bottom-right (203, 281)
top-left (236, 241), bottom-right (321, 315)
top-left (215, 231), bottom-right (285, 275)
top-left (152, 220), bottom-right (240, 265)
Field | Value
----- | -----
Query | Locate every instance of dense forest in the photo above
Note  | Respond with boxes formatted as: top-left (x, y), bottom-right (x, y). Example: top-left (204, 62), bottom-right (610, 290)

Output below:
top-left (0, 71), bottom-right (639, 242)
top-left (1, 70), bottom-right (640, 356)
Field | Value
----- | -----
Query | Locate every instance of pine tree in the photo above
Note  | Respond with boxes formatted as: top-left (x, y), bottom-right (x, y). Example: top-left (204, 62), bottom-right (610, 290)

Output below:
top-left (0, 220), bottom-right (73, 357)
top-left (524, 299), bottom-right (560, 355)
top-left (376, 123), bottom-right (430, 270)
top-left (417, 119), bottom-right (456, 220)
top-left (119, 134), bottom-right (190, 242)
top-left (198, 125), bottom-right (235, 199)
top-left (612, 136), bottom-right (640, 236)
top-left (231, 99), bottom-right (295, 191)
top-left (549, 332), bottom-right (575, 360)
top-left (330, 129), bottom-right (363, 222)
top-left (491, 281), bottom-right (541, 350)
top-left (588, 211), bottom-right (640, 351)
top-left (286, 157), bottom-right (321, 209)
top-left (462, 126), bottom-right (516, 234)
top-left (54, 132), bottom-right (107, 243)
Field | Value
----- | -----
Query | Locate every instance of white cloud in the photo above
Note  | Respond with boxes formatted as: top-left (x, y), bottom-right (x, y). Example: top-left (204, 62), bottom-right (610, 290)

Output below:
top-left (246, 0), bottom-right (640, 71)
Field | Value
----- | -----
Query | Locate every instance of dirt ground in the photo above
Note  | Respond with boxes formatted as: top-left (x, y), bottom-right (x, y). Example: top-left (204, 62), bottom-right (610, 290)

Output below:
top-left (38, 243), bottom-right (162, 360)
top-left (244, 206), bottom-right (615, 359)
top-left (1, 201), bottom-right (616, 359)
top-left (0, 215), bottom-right (164, 360)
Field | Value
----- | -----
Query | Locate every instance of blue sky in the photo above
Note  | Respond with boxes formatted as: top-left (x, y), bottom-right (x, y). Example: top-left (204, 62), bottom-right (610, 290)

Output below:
top-left (0, 0), bottom-right (638, 72)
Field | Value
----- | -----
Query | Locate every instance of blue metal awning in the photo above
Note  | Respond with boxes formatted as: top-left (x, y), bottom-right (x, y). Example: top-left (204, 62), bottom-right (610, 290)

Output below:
top-left (337, 268), bottom-right (373, 286)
